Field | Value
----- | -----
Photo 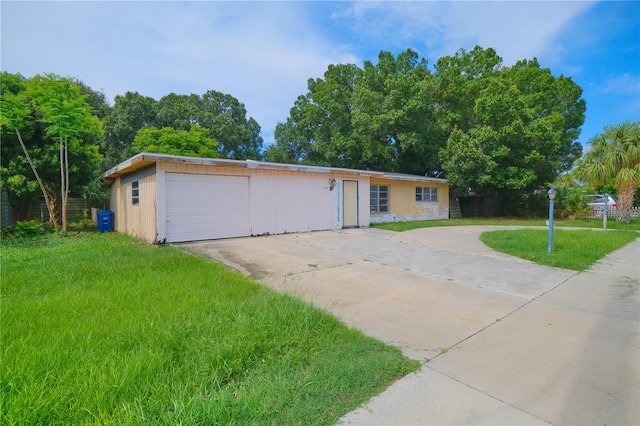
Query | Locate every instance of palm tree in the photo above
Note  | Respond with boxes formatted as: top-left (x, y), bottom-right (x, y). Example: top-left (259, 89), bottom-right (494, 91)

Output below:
top-left (575, 121), bottom-right (640, 223)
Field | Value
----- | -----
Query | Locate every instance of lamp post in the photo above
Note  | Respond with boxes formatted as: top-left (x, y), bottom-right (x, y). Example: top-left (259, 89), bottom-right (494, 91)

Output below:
top-left (548, 187), bottom-right (556, 254)
top-left (603, 193), bottom-right (609, 232)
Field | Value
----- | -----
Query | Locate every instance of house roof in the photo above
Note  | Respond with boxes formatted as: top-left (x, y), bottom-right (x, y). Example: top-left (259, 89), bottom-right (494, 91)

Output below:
top-left (377, 172), bottom-right (447, 184)
top-left (102, 153), bottom-right (447, 185)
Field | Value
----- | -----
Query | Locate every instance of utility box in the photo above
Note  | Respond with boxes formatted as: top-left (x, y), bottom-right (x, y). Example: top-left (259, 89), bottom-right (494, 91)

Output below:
top-left (97, 210), bottom-right (114, 233)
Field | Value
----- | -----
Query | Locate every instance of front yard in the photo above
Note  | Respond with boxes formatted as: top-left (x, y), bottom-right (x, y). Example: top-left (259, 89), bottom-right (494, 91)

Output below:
top-left (1, 233), bottom-right (418, 425)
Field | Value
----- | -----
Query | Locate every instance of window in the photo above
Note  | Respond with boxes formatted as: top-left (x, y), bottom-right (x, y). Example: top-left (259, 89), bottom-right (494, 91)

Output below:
top-left (132, 181), bottom-right (140, 205)
top-left (416, 187), bottom-right (438, 202)
top-left (370, 185), bottom-right (389, 213)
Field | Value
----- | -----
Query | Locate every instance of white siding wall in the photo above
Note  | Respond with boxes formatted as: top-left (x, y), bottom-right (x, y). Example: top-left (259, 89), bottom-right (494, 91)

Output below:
top-left (249, 170), bottom-right (340, 235)
top-left (117, 161), bottom-right (374, 243)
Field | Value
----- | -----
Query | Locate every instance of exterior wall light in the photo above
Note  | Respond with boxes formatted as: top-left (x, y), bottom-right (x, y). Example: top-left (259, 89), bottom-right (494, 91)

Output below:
top-left (329, 178), bottom-right (337, 191)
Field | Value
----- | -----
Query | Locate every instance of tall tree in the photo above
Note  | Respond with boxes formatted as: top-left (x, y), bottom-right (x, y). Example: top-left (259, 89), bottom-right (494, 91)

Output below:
top-left (1, 73), bottom-right (103, 226)
top-left (266, 63), bottom-right (361, 168)
top-left (197, 90), bottom-right (263, 160)
top-left (353, 49), bottom-right (443, 174)
top-left (438, 48), bottom-right (585, 195)
top-left (156, 93), bottom-right (201, 130)
top-left (0, 72), bottom-right (55, 224)
top-left (132, 125), bottom-right (219, 158)
top-left (269, 51), bottom-right (443, 174)
top-left (28, 74), bottom-right (103, 233)
top-left (434, 46), bottom-right (503, 134)
top-left (103, 90), bottom-right (263, 164)
top-left (575, 121), bottom-right (640, 223)
top-left (102, 91), bottom-right (158, 168)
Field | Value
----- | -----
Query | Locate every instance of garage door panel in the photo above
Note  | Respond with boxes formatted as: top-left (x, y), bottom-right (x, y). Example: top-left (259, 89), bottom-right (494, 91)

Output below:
top-left (165, 173), bottom-right (249, 242)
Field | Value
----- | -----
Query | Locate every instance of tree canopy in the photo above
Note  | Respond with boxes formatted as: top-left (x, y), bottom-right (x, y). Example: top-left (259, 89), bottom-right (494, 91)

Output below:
top-left (102, 90), bottom-right (263, 168)
top-left (132, 125), bottom-right (219, 158)
top-left (266, 50), bottom-right (443, 175)
top-left (268, 46), bottom-right (586, 199)
top-left (440, 53), bottom-right (585, 194)
top-left (1, 72), bottom-right (104, 226)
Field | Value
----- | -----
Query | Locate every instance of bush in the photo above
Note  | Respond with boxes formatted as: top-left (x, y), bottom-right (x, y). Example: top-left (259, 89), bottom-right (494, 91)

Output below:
top-left (554, 187), bottom-right (591, 219)
top-left (4, 219), bottom-right (48, 239)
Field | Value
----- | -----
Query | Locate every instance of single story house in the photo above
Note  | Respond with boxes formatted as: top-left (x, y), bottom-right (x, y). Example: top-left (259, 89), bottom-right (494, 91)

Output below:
top-left (102, 153), bottom-right (449, 244)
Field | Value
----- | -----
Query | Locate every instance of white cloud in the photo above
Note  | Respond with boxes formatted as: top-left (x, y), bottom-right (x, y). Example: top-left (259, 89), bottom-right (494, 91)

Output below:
top-left (602, 73), bottom-right (640, 95)
top-left (1, 2), bottom-right (359, 145)
top-left (335, 1), bottom-right (595, 66)
top-left (0, 0), bottom-right (623, 150)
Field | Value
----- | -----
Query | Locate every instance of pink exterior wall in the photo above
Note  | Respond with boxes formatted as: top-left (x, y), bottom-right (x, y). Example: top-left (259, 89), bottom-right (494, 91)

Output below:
top-left (249, 170), bottom-right (339, 235)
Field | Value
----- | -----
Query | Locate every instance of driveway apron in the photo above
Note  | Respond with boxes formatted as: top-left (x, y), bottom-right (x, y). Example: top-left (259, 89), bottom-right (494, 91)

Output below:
top-left (176, 226), bottom-right (640, 425)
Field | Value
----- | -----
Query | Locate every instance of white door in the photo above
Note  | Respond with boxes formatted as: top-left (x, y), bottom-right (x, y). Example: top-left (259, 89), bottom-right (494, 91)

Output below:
top-left (165, 173), bottom-right (250, 242)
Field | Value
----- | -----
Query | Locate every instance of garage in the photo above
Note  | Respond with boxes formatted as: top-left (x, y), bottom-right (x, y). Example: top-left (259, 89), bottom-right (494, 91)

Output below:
top-left (103, 153), bottom-right (447, 244)
top-left (165, 173), bottom-right (249, 243)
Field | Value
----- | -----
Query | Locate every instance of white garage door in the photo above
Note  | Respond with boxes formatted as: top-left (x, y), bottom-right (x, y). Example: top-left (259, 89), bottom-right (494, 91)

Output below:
top-left (165, 173), bottom-right (250, 242)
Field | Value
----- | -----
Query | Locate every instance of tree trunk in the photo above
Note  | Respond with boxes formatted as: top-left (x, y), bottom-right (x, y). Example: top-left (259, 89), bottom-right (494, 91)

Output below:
top-left (15, 129), bottom-right (58, 230)
top-left (62, 138), bottom-right (69, 234)
top-left (615, 184), bottom-right (636, 224)
top-left (48, 197), bottom-right (59, 227)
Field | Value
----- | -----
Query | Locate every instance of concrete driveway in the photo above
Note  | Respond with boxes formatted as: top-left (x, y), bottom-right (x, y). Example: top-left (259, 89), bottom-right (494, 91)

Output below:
top-left (176, 226), bottom-right (640, 425)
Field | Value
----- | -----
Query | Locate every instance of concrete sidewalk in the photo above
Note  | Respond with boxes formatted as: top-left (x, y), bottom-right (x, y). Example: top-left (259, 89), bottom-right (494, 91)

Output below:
top-left (339, 235), bottom-right (640, 425)
top-left (176, 227), bottom-right (639, 425)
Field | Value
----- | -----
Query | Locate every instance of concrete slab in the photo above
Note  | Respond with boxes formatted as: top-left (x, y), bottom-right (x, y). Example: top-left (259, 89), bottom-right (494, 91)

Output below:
top-left (339, 367), bottom-right (549, 425)
top-left (174, 227), bottom-right (640, 426)
top-left (262, 260), bottom-right (527, 360)
top-left (428, 292), bottom-right (640, 425)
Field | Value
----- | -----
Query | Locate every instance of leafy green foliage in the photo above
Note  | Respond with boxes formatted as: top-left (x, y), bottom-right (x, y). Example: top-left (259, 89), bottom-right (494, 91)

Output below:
top-left (11, 219), bottom-right (46, 238)
top-left (553, 187), bottom-right (591, 219)
top-left (575, 121), bottom-right (640, 223)
top-left (1, 72), bottom-right (104, 224)
top-left (102, 90), bottom-right (263, 168)
top-left (132, 125), bottom-right (219, 158)
top-left (439, 50), bottom-right (585, 194)
top-left (271, 45), bottom-right (585, 194)
top-left (101, 91), bottom-right (158, 167)
top-left (1, 233), bottom-right (417, 424)
top-left (267, 63), bottom-right (362, 167)
top-left (267, 51), bottom-right (444, 174)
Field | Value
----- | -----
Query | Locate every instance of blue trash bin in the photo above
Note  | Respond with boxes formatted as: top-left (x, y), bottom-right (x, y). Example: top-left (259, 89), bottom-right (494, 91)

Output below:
top-left (97, 210), bottom-right (114, 233)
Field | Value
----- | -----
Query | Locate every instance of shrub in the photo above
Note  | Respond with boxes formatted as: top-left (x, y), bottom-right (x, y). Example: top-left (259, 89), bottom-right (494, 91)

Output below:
top-left (13, 220), bottom-right (46, 238)
top-left (554, 187), bottom-right (591, 219)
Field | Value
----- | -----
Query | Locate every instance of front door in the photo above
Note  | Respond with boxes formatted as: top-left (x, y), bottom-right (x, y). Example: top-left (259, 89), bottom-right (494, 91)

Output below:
top-left (343, 180), bottom-right (358, 228)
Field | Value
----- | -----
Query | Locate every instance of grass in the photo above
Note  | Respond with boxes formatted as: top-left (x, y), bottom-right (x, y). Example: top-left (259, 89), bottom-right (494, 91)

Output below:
top-left (371, 217), bottom-right (640, 232)
top-left (480, 229), bottom-right (639, 270)
top-left (1, 233), bottom-right (419, 425)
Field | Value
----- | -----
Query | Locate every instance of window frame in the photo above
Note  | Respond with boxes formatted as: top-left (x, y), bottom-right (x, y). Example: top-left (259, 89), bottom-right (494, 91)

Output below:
top-left (416, 186), bottom-right (438, 202)
top-left (370, 184), bottom-right (389, 213)
top-left (132, 180), bottom-right (140, 206)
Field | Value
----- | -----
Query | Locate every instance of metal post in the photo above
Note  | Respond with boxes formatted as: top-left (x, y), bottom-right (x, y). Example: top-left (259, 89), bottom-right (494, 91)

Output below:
top-left (548, 188), bottom-right (556, 254)
top-left (603, 194), bottom-right (608, 232)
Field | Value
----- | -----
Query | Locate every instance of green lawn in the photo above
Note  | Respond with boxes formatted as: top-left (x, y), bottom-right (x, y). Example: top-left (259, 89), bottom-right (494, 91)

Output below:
top-left (480, 229), bottom-right (639, 270)
top-left (1, 233), bottom-right (419, 425)
top-left (372, 217), bottom-right (640, 232)
top-left (373, 217), bottom-right (638, 270)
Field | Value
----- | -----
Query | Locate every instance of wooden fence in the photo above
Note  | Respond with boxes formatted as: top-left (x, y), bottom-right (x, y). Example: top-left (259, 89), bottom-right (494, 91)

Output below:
top-left (585, 206), bottom-right (640, 219)
top-left (30, 198), bottom-right (105, 222)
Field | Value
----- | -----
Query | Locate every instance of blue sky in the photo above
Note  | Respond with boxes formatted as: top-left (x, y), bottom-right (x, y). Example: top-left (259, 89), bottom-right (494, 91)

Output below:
top-left (2, 1), bottom-right (639, 149)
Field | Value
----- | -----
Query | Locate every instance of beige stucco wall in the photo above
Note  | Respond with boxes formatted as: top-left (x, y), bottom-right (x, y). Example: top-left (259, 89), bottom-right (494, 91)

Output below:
top-left (109, 167), bottom-right (157, 243)
top-left (370, 178), bottom-right (449, 223)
